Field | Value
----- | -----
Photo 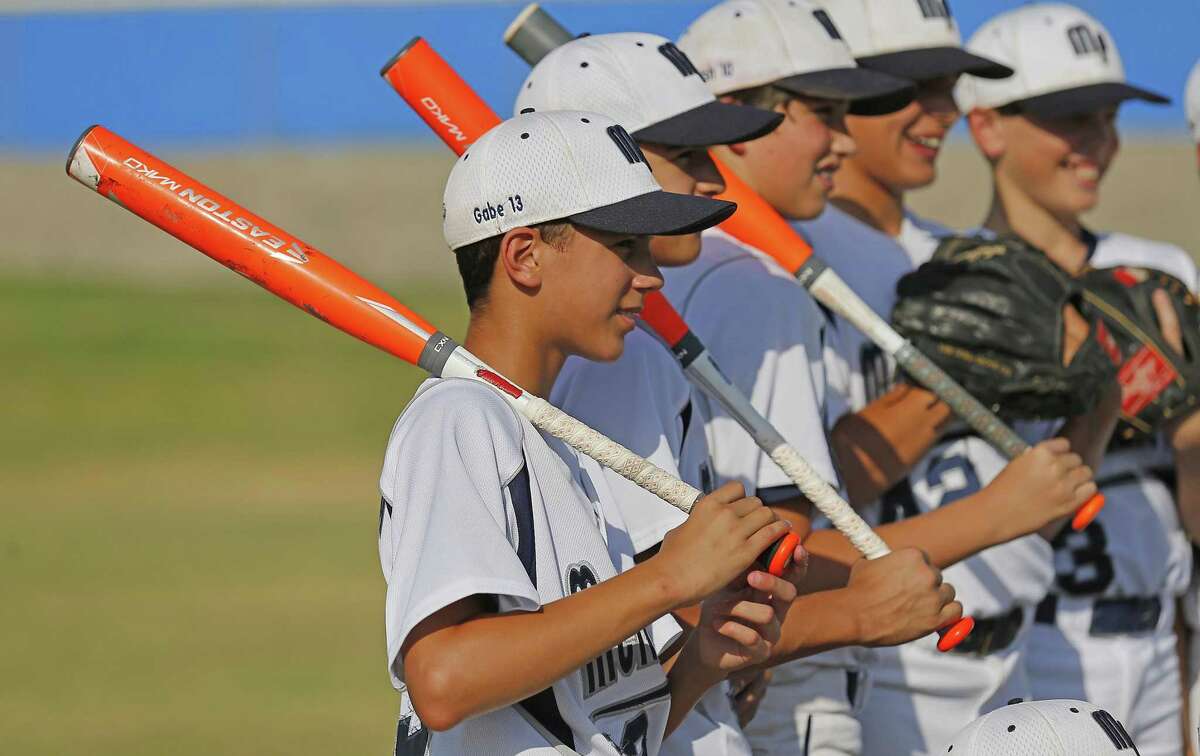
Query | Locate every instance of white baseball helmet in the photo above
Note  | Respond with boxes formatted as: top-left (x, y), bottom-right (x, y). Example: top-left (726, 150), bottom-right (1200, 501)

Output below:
top-left (942, 699), bottom-right (1140, 755)
top-left (442, 111), bottom-right (735, 250)
top-left (515, 32), bottom-right (782, 147)
top-left (955, 3), bottom-right (1169, 118)
top-left (814, 0), bottom-right (1011, 82)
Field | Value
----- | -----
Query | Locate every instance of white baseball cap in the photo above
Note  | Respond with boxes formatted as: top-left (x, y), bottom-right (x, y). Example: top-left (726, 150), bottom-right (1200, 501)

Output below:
top-left (1186, 59), bottom-right (1200, 143)
top-left (943, 699), bottom-right (1139, 755)
top-left (955, 3), bottom-right (1169, 118)
top-left (815, 0), bottom-right (1011, 82)
top-left (515, 32), bottom-right (782, 147)
top-left (677, 0), bottom-right (913, 114)
top-left (442, 110), bottom-right (736, 250)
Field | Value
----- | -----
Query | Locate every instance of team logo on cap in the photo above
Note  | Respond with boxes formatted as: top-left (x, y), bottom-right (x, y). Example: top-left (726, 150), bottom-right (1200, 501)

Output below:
top-left (1092, 709), bottom-right (1139, 751)
top-left (1067, 24), bottom-right (1110, 63)
top-left (607, 125), bottom-right (648, 165)
top-left (811, 9), bottom-right (843, 40)
top-left (658, 42), bottom-right (701, 78)
top-left (915, 0), bottom-right (952, 21)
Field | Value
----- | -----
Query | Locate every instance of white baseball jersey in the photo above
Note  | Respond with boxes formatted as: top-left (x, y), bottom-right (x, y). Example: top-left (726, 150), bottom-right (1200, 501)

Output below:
top-left (552, 329), bottom-right (753, 756)
top-left (661, 228), bottom-right (850, 755)
top-left (661, 228), bottom-right (839, 496)
top-left (379, 378), bottom-right (671, 756)
top-left (1027, 231), bottom-right (1197, 756)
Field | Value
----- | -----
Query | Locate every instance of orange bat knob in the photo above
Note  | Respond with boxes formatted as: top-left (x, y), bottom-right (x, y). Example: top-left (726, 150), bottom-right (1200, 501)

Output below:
top-left (936, 616), bottom-right (976, 652)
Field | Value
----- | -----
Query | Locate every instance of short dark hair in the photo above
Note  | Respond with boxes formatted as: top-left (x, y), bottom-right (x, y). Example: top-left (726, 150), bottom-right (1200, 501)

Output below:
top-left (453, 222), bottom-right (574, 310)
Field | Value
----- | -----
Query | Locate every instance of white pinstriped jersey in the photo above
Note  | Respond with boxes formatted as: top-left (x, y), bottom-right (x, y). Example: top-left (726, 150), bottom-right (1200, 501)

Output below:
top-left (379, 378), bottom-right (670, 756)
top-left (552, 329), bottom-right (753, 756)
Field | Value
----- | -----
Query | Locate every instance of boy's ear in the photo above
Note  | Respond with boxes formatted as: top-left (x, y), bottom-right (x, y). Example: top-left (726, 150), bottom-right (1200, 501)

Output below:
top-left (497, 226), bottom-right (545, 290)
top-left (967, 107), bottom-right (1006, 162)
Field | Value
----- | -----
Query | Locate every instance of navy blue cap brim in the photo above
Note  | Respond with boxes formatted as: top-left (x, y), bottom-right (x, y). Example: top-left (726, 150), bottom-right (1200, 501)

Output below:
top-left (774, 66), bottom-right (915, 114)
top-left (569, 191), bottom-right (736, 236)
top-left (857, 46), bottom-right (1013, 82)
top-left (1010, 82), bottom-right (1170, 119)
top-left (634, 100), bottom-right (783, 147)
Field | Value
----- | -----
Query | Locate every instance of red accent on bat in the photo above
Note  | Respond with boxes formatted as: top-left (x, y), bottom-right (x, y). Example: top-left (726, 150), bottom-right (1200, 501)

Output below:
top-left (476, 368), bottom-right (524, 399)
top-left (711, 157), bottom-right (814, 275)
top-left (382, 37), bottom-right (500, 155)
top-left (67, 126), bottom-right (439, 365)
top-left (641, 292), bottom-right (690, 349)
top-left (937, 617), bottom-right (976, 652)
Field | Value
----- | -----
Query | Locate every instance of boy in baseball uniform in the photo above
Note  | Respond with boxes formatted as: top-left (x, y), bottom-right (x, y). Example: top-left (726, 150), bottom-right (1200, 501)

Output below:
top-left (1186, 55), bottom-right (1200, 756)
top-left (1188, 60), bottom-right (1200, 171)
top-left (378, 110), bottom-right (802, 756)
top-left (953, 6), bottom-right (1200, 755)
top-left (756, 3), bottom-right (1122, 754)
top-left (678, 2), bottom-right (1106, 754)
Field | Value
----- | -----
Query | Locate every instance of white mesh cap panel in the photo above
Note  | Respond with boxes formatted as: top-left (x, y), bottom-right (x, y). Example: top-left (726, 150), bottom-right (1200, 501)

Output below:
top-left (678, 0), bottom-right (857, 95)
top-left (1187, 59), bottom-right (1200, 142)
top-left (442, 110), bottom-right (661, 250)
top-left (943, 699), bottom-right (1137, 755)
top-left (955, 3), bottom-right (1127, 111)
top-left (515, 32), bottom-right (714, 135)
top-left (816, 0), bottom-right (962, 57)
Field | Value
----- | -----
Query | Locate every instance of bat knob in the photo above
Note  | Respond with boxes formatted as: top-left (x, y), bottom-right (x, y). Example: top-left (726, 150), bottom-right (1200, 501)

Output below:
top-left (759, 531), bottom-right (801, 577)
top-left (936, 616), bottom-right (976, 652)
top-left (1071, 493), bottom-right (1105, 531)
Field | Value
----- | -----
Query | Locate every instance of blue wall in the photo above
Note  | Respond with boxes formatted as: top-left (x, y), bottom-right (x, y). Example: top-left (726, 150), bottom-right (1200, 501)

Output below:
top-left (3, 0), bottom-right (1197, 154)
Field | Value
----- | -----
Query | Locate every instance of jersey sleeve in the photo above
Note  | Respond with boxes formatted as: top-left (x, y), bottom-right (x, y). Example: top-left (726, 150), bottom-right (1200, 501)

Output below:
top-left (378, 379), bottom-right (542, 685)
top-left (679, 255), bottom-right (838, 498)
top-left (551, 334), bottom-right (690, 555)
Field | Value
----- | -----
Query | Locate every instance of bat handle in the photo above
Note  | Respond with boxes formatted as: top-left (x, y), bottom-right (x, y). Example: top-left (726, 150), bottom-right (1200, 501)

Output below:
top-left (758, 530), bottom-right (801, 577)
top-left (504, 3), bottom-right (574, 65)
top-left (937, 617), bottom-right (976, 652)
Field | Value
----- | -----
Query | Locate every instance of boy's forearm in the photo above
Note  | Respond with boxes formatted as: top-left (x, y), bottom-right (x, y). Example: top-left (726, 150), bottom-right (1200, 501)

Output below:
top-left (831, 385), bottom-right (953, 506)
top-left (1045, 384), bottom-right (1120, 539)
top-left (803, 491), bottom-right (1007, 570)
top-left (1174, 445), bottom-right (1200, 544)
top-left (763, 588), bottom-right (864, 664)
top-left (404, 560), bottom-right (682, 730)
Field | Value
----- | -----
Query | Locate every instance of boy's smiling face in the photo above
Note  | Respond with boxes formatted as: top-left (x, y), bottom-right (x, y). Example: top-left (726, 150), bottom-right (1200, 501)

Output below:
top-left (843, 75), bottom-right (960, 194)
top-left (532, 225), bottom-right (663, 363)
top-left (728, 94), bottom-right (856, 221)
top-left (988, 106), bottom-right (1120, 218)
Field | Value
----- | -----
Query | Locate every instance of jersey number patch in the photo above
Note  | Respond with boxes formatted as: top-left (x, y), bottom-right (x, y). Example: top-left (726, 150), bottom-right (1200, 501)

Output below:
top-left (1051, 520), bottom-right (1115, 595)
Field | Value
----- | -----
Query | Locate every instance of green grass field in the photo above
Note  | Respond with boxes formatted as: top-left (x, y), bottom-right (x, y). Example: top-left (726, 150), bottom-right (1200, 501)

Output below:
top-left (1, 276), bottom-right (468, 754)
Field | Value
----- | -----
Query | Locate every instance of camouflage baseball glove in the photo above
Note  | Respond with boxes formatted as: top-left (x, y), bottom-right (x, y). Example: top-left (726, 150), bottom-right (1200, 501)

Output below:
top-left (1080, 265), bottom-right (1200, 443)
top-left (891, 234), bottom-right (1116, 420)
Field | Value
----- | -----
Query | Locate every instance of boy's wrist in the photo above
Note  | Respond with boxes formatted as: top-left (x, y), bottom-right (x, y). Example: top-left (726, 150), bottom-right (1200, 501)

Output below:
top-left (635, 553), bottom-right (689, 613)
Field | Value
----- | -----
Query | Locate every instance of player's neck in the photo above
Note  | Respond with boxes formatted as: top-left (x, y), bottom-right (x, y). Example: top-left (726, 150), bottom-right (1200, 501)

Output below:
top-left (831, 159), bottom-right (905, 237)
top-left (463, 307), bottom-right (565, 399)
top-left (982, 179), bottom-right (1089, 275)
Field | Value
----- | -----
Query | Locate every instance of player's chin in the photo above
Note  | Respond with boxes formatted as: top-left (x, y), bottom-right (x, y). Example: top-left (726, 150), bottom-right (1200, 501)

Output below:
top-left (792, 185), bottom-right (829, 221)
top-left (577, 323), bottom-right (633, 363)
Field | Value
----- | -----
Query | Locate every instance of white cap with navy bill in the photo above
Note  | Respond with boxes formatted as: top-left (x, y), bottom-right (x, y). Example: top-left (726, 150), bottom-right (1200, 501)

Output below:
top-left (955, 3), bottom-right (1169, 118)
top-left (515, 32), bottom-right (783, 148)
top-left (1186, 58), bottom-right (1200, 144)
top-left (943, 699), bottom-right (1140, 755)
top-left (677, 0), bottom-right (913, 114)
top-left (815, 0), bottom-right (1012, 82)
top-left (442, 110), bottom-right (737, 250)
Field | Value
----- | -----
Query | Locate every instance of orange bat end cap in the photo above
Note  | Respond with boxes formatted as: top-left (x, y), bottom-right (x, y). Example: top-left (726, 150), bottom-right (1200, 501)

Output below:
top-left (936, 616), bottom-right (975, 652)
top-left (764, 531), bottom-right (801, 577)
top-left (1071, 493), bottom-right (1106, 531)
top-left (380, 36), bottom-right (424, 77)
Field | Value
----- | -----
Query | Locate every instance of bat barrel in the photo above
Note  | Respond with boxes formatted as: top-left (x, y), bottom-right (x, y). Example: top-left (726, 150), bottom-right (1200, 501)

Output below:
top-left (65, 125), bottom-right (439, 365)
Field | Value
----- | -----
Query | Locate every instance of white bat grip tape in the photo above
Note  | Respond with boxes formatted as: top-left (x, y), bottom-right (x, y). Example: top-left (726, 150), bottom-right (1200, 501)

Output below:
top-left (767, 445), bottom-right (889, 560)
top-left (523, 395), bottom-right (700, 514)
